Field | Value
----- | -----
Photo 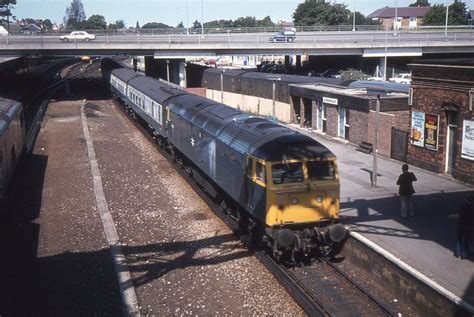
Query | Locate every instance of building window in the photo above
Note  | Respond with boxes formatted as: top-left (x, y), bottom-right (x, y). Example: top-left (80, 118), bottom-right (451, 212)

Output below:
top-left (345, 109), bottom-right (350, 140)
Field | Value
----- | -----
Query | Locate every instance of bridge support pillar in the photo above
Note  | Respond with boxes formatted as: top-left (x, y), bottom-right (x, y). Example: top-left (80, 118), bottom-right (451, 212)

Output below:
top-left (179, 61), bottom-right (187, 88)
top-left (379, 57), bottom-right (388, 80)
top-left (295, 55), bottom-right (301, 68)
top-left (144, 57), bottom-right (186, 86)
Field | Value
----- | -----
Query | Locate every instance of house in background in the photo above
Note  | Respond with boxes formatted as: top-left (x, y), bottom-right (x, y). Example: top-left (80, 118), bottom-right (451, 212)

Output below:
top-left (367, 6), bottom-right (431, 30)
top-left (21, 24), bottom-right (41, 35)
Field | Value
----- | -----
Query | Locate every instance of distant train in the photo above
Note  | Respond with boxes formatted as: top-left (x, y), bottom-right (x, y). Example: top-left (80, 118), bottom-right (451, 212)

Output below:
top-left (201, 68), bottom-right (410, 106)
top-left (0, 98), bottom-right (25, 200)
top-left (102, 60), bottom-right (347, 262)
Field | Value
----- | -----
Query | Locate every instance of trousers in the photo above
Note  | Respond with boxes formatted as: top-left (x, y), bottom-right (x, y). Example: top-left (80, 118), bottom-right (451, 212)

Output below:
top-left (400, 194), bottom-right (415, 217)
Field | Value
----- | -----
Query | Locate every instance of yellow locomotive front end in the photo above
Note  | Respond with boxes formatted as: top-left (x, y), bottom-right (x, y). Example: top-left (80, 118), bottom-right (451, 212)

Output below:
top-left (266, 158), bottom-right (340, 226)
top-left (253, 157), bottom-right (346, 261)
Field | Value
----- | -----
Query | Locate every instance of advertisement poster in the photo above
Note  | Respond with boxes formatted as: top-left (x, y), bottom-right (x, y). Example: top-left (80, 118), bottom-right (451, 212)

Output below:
top-left (410, 111), bottom-right (425, 147)
top-left (424, 114), bottom-right (439, 151)
top-left (461, 119), bottom-right (474, 161)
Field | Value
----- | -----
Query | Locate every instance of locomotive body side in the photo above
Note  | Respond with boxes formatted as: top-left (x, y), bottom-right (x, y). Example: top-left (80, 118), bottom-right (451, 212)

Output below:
top-left (0, 98), bottom-right (26, 199)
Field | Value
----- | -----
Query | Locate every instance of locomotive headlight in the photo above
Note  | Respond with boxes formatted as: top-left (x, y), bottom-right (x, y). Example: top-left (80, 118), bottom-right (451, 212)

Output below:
top-left (316, 195), bottom-right (323, 203)
top-left (291, 197), bottom-right (299, 205)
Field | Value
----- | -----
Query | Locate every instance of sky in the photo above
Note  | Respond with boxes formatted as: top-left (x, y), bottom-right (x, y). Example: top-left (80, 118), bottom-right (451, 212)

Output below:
top-left (12, 0), bottom-right (472, 27)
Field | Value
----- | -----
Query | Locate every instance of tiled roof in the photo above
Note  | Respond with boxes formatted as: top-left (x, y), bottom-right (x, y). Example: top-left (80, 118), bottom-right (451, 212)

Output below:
top-left (367, 6), bottom-right (431, 18)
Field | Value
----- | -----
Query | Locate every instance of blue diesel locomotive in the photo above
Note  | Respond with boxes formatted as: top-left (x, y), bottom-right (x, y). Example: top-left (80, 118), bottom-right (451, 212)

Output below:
top-left (0, 98), bottom-right (25, 200)
top-left (106, 66), bottom-right (347, 261)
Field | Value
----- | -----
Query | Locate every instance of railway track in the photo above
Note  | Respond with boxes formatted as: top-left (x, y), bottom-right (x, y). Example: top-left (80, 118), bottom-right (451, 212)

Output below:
top-left (85, 69), bottom-right (396, 316)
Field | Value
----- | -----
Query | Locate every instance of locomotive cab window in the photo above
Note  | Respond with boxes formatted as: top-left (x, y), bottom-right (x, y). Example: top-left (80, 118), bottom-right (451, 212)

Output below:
top-left (308, 160), bottom-right (335, 181)
top-left (272, 162), bottom-right (304, 184)
top-left (246, 157), bottom-right (253, 177)
top-left (256, 161), bottom-right (265, 183)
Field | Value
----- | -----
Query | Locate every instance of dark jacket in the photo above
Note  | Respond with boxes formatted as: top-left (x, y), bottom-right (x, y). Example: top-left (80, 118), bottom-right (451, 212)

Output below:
top-left (397, 171), bottom-right (417, 196)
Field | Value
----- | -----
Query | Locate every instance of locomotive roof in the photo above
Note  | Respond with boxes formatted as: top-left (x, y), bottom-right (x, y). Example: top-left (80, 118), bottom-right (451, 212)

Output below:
top-left (167, 92), bottom-right (335, 161)
top-left (0, 97), bottom-right (22, 135)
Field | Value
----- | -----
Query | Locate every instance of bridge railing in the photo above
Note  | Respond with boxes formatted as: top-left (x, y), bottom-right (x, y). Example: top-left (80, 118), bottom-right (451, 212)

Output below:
top-left (0, 27), bottom-right (472, 47)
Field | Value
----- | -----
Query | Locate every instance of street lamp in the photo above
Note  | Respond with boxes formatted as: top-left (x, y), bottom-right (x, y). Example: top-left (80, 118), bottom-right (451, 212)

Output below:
top-left (444, 5), bottom-right (449, 40)
top-left (186, 0), bottom-right (189, 35)
top-left (352, 0), bottom-right (356, 32)
top-left (393, 0), bottom-right (398, 36)
top-left (201, 0), bottom-right (204, 37)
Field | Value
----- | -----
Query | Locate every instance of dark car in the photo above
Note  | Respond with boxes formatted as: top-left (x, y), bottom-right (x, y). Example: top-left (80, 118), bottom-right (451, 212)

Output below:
top-left (269, 30), bottom-right (296, 42)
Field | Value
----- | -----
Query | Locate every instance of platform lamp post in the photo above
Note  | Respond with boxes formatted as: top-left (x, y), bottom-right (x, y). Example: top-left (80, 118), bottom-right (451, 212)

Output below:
top-left (373, 94), bottom-right (381, 187)
top-left (352, 0), bottom-right (356, 32)
top-left (220, 69), bottom-right (225, 103)
top-left (166, 60), bottom-right (170, 82)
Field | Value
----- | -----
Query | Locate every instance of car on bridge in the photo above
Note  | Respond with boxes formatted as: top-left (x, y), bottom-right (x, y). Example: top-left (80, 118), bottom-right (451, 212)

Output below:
top-left (269, 30), bottom-right (296, 42)
top-left (60, 31), bottom-right (96, 42)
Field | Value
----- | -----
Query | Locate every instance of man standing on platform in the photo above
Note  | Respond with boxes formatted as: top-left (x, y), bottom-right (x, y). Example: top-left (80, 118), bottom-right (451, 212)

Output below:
top-left (453, 193), bottom-right (474, 259)
top-left (396, 164), bottom-right (417, 218)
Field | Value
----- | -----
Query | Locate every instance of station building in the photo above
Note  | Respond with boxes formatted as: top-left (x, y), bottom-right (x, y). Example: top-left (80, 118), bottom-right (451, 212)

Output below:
top-left (407, 59), bottom-right (474, 184)
top-left (288, 84), bottom-right (410, 159)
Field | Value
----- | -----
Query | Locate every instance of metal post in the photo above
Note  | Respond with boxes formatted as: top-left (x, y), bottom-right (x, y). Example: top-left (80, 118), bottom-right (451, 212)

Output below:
top-left (186, 0), bottom-right (189, 34)
top-left (201, 0), bottom-right (204, 37)
top-left (220, 70), bottom-right (224, 103)
top-left (444, 5), bottom-right (449, 40)
top-left (272, 80), bottom-right (276, 117)
top-left (372, 95), bottom-right (380, 188)
top-left (352, 0), bottom-right (356, 32)
top-left (384, 31), bottom-right (388, 81)
top-left (166, 60), bottom-right (170, 82)
top-left (394, 0), bottom-right (398, 36)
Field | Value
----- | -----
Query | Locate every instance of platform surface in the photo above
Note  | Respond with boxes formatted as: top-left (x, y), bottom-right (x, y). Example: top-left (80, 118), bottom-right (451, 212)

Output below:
top-left (292, 125), bottom-right (474, 308)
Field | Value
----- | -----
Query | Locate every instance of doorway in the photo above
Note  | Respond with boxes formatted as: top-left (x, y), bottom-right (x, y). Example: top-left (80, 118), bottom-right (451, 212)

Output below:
top-left (445, 111), bottom-right (458, 174)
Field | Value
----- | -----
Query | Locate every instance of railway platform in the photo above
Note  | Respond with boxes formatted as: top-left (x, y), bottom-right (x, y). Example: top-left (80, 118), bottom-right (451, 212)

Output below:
top-left (292, 124), bottom-right (474, 311)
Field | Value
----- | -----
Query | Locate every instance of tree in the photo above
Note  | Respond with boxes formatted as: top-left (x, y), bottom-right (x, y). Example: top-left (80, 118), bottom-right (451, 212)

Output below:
top-left (339, 69), bottom-right (369, 80)
top-left (409, 0), bottom-right (430, 7)
top-left (141, 22), bottom-right (171, 29)
top-left (64, 0), bottom-right (86, 28)
top-left (257, 16), bottom-right (275, 27)
top-left (293, 0), bottom-right (351, 26)
top-left (448, 0), bottom-right (468, 25)
top-left (42, 19), bottom-right (53, 31)
top-left (85, 14), bottom-right (106, 29)
top-left (423, 1), bottom-right (467, 26)
top-left (0, 0), bottom-right (17, 30)
top-left (109, 20), bottom-right (125, 29)
top-left (177, 21), bottom-right (184, 28)
top-left (192, 20), bottom-right (201, 29)
top-left (136, 21), bottom-right (140, 29)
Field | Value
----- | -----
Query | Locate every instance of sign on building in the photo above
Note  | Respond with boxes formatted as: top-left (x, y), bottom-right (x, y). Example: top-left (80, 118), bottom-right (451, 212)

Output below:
top-left (410, 111), bottom-right (439, 151)
top-left (461, 119), bottom-right (474, 161)
top-left (410, 111), bottom-right (424, 147)
top-left (424, 114), bottom-right (439, 151)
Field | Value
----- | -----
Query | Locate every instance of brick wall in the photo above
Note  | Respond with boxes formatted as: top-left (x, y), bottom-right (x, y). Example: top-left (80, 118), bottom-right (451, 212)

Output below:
top-left (408, 63), bottom-right (474, 184)
top-left (368, 111), bottom-right (394, 157)
top-left (348, 109), bottom-right (368, 146)
top-left (326, 105), bottom-right (339, 137)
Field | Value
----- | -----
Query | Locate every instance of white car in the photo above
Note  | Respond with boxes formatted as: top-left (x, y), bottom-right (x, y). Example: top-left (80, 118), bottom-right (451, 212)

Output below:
top-left (388, 73), bottom-right (411, 84)
top-left (60, 31), bottom-right (96, 42)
